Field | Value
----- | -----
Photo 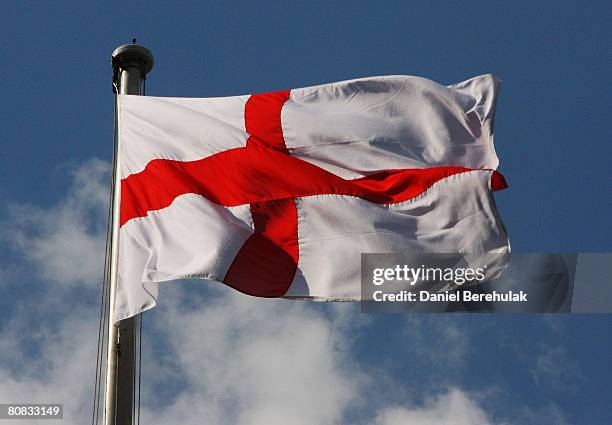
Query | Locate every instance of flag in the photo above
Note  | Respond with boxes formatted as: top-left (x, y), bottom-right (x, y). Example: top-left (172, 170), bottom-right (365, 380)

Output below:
top-left (114, 74), bottom-right (510, 322)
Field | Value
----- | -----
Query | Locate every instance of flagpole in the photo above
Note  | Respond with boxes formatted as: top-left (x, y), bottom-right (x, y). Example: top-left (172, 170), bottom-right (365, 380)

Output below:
top-left (105, 42), bottom-right (154, 425)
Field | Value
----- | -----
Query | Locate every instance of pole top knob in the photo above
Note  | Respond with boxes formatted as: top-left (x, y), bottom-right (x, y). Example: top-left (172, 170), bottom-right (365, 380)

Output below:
top-left (112, 44), bottom-right (154, 75)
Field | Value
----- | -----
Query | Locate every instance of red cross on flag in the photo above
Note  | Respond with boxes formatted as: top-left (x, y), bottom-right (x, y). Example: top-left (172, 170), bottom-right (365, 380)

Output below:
top-left (114, 74), bottom-right (510, 322)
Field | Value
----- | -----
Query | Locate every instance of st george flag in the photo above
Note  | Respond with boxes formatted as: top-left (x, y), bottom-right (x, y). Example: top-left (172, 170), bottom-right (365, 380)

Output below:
top-left (114, 74), bottom-right (510, 322)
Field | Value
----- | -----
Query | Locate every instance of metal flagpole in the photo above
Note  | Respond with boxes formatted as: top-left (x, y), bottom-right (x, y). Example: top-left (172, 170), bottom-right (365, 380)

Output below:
top-left (105, 42), bottom-right (154, 425)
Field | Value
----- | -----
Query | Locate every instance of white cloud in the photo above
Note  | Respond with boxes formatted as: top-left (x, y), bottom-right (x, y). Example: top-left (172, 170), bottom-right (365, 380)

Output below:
top-left (0, 307), bottom-right (98, 424)
top-left (0, 278), bottom-right (569, 425)
top-left (0, 159), bottom-right (110, 423)
top-left (0, 278), bottom-right (518, 425)
top-left (3, 158), bottom-right (110, 287)
top-left (373, 388), bottom-right (506, 425)
top-left (0, 158), bottom-right (577, 425)
top-left (142, 287), bottom-right (360, 425)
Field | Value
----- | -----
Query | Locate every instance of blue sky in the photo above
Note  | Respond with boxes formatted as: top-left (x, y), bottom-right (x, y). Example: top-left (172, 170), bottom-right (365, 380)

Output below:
top-left (0, 1), bottom-right (611, 424)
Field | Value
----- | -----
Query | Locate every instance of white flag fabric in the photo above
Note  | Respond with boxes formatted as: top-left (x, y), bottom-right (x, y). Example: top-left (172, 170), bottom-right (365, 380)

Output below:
top-left (114, 74), bottom-right (510, 322)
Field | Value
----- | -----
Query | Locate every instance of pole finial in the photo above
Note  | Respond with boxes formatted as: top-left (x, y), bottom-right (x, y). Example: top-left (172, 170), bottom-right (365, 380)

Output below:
top-left (112, 44), bottom-right (154, 75)
top-left (111, 43), bottom-right (153, 93)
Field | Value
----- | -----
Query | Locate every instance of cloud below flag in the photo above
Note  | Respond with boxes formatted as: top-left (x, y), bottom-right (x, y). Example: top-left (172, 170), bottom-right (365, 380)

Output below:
top-left (114, 74), bottom-right (510, 323)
